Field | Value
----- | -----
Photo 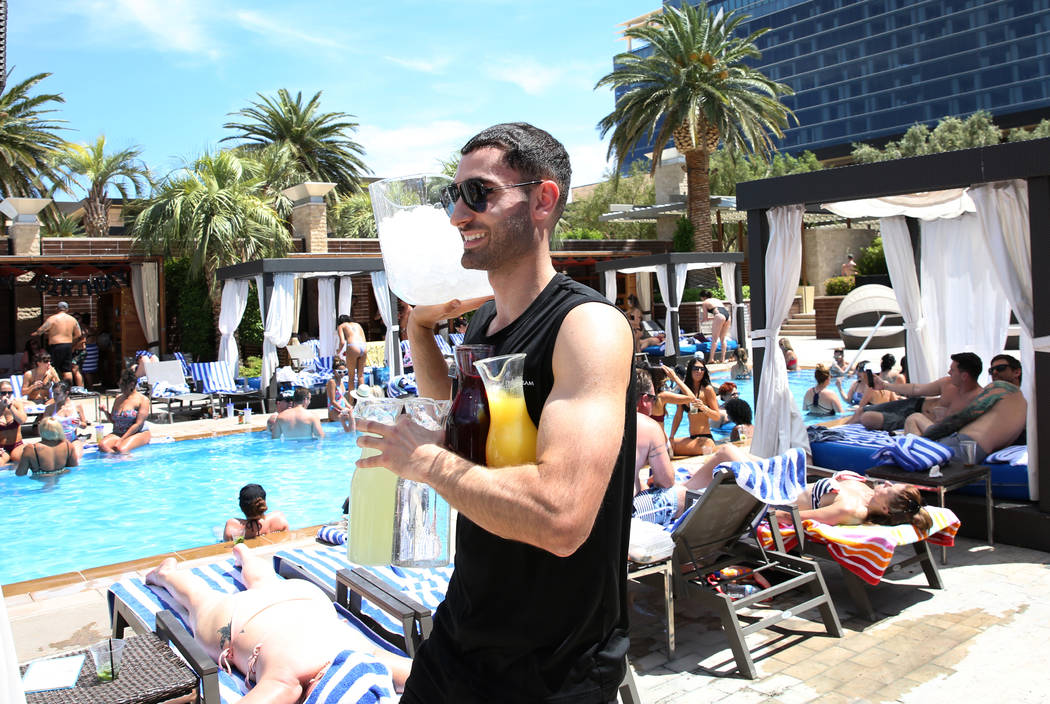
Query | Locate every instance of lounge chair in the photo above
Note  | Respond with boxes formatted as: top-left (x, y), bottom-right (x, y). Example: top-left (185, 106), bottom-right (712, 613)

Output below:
top-left (189, 360), bottom-right (266, 414)
top-left (142, 361), bottom-right (213, 423)
top-left (760, 506), bottom-right (959, 621)
top-left (274, 542), bottom-right (644, 702)
top-left (285, 343), bottom-right (316, 372)
top-left (668, 467), bottom-right (843, 679)
top-left (107, 556), bottom-right (403, 704)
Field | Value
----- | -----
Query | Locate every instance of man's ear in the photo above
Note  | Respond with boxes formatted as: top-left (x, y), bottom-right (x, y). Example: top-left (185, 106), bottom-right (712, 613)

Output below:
top-left (532, 181), bottom-right (560, 223)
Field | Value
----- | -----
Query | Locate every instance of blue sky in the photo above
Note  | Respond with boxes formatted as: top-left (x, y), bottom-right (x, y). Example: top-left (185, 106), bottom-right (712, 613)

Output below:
top-left (10, 0), bottom-right (654, 194)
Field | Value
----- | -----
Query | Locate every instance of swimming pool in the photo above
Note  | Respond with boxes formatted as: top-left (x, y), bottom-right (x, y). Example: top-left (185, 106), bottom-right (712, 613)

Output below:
top-left (662, 370), bottom-right (848, 441)
top-left (0, 429), bottom-right (360, 585)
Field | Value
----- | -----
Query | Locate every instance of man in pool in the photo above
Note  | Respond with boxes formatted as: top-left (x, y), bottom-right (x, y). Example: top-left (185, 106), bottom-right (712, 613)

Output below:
top-left (356, 123), bottom-right (635, 702)
top-left (145, 544), bottom-right (410, 701)
top-left (270, 387), bottom-right (324, 440)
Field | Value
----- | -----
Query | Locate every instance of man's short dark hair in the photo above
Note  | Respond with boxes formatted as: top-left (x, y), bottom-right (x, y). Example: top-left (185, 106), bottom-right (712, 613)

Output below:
top-left (633, 366), bottom-right (654, 399)
top-left (881, 353), bottom-right (895, 372)
top-left (292, 386), bottom-right (311, 405)
top-left (951, 352), bottom-right (983, 380)
top-left (991, 353), bottom-right (1021, 370)
top-left (337, 314), bottom-right (351, 325)
top-left (461, 122), bottom-right (571, 221)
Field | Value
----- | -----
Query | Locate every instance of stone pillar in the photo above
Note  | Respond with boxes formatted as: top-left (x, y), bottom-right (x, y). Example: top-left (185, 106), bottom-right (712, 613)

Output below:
top-left (281, 182), bottom-right (336, 254)
top-left (1, 197), bottom-right (51, 255)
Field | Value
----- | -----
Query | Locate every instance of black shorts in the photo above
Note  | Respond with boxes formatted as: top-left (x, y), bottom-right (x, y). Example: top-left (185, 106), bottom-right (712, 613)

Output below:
top-left (71, 348), bottom-right (87, 368)
top-left (866, 397), bottom-right (925, 431)
top-left (50, 343), bottom-right (73, 374)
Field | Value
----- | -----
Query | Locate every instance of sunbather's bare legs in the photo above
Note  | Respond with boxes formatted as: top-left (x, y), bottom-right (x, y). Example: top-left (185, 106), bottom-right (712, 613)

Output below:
top-left (682, 444), bottom-right (757, 491)
top-left (904, 412), bottom-right (933, 436)
top-left (709, 314), bottom-right (729, 364)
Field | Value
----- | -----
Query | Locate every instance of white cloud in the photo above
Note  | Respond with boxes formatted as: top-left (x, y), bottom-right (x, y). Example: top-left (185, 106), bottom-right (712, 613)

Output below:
top-left (383, 55), bottom-right (452, 74)
top-left (233, 10), bottom-right (347, 51)
top-left (566, 140), bottom-right (614, 190)
top-left (484, 58), bottom-right (565, 96)
top-left (356, 120), bottom-right (480, 178)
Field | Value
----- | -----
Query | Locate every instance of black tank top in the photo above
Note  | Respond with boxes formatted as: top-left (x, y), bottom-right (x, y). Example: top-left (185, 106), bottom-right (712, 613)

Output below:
top-left (414, 274), bottom-right (635, 703)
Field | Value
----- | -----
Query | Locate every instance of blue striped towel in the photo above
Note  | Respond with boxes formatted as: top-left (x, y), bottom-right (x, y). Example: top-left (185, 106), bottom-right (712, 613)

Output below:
top-left (318, 525), bottom-right (347, 545)
top-left (986, 445), bottom-right (1028, 465)
top-left (302, 649), bottom-right (396, 704)
top-left (717, 447), bottom-right (808, 505)
top-left (872, 434), bottom-right (952, 471)
top-left (808, 423), bottom-right (895, 447)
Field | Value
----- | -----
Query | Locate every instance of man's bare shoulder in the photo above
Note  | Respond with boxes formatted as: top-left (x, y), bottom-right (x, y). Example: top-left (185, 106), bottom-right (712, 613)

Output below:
top-left (636, 413), bottom-right (665, 444)
top-left (554, 302), bottom-right (633, 381)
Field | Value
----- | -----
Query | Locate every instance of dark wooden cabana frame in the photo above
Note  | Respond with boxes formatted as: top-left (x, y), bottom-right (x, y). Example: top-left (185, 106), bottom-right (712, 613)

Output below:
top-left (594, 251), bottom-right (747, 358)
top-left (737, 138), bottom-right (1050, 518)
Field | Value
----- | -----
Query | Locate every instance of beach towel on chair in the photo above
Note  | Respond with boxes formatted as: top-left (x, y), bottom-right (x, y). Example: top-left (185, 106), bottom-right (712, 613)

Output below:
top-left (716, 448), bottom-right (807, 505)
top-left (759, 507), bottom-right (960, 585)
top-left (807, 423), bottom-right (895, 447)
top-left (318, 525), bottom-right (348, 545)
top-left (871, 434), bottom-right (952, 471)
top-left (302, 649), bottom-right (396, 704)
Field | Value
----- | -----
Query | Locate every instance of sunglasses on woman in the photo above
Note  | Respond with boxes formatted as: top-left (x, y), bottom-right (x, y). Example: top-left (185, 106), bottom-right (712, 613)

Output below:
top-left (439, 178), bottom-right (543, 216)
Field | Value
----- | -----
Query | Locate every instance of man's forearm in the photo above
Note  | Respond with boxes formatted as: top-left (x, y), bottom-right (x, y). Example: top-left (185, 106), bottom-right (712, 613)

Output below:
top-left (406, 319), bottom-right (452, 400)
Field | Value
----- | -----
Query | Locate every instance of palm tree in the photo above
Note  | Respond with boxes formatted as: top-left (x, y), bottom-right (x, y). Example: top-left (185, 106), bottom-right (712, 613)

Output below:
top-left (53, 135), bottom-right (150, 237)
top-left (596, 3), bottom-right (794, 251)
top-left (1, 0), bottom-right (7, 95)
top-left (221, 89), bottom-right (370, 196)
top-left (131, 150), bottom-right (291, 316)
top-left (0, 72), bottom-right (66, 201)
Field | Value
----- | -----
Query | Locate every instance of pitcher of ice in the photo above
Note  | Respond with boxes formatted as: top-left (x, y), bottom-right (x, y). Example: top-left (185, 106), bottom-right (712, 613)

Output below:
top-left (474, 354), bottom-right (538, 467)
top-left (369, 174), bottom-right (493, 305)
top-left (396, 399), bottom-right (452, 567)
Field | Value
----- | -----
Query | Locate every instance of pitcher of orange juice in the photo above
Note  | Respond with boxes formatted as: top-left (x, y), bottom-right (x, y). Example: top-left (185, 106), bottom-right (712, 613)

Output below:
top-left (474, 353), bottom-right (538, 467)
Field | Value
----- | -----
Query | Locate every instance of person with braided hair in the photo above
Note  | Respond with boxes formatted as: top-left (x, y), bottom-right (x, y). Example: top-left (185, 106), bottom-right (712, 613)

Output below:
top-left (223, 484), bottom-right (289, 542)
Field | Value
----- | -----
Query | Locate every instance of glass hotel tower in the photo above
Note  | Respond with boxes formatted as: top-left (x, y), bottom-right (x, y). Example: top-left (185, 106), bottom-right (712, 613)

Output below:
top-left (618, 0), bottom-right (1050, 167)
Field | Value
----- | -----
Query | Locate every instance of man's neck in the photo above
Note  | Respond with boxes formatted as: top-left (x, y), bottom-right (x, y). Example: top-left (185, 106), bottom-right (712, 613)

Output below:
top-left (486, 246), bottom-right (557, 335)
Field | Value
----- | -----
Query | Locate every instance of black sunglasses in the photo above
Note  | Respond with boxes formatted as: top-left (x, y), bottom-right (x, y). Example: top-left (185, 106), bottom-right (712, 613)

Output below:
top-left (439, 178), bottom-right (543, 216)
top-left (989, 364), bottom-right (1011, 373)
top-left (0, 390), bottom-right (13, 396)
top-left (641, 392), bottom-right (656, 402)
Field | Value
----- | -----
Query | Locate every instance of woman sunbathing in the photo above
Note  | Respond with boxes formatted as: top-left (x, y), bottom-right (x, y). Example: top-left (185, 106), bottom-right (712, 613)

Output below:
top-left (683, 444), bottom-right (932, 530)
top-left (145, 544), bottom-right (410, 702)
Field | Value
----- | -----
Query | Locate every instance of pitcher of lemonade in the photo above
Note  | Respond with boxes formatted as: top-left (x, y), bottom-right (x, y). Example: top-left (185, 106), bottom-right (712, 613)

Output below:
top-left (474, 353), bottom-right (538, 467)
top-left (348, 397), bottom-right (403, 565)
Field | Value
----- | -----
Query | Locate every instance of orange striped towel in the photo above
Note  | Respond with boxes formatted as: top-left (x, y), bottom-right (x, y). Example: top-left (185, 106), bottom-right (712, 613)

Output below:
top-left (758, 506), bottom-right (960, 585)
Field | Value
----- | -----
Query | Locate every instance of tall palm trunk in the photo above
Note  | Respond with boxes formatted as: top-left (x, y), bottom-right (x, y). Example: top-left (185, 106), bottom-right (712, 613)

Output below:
top-left (0, 0), bottom-right (7, 95)
top-left (84, 184), bottom-right (111, 238)
top-left (684, 147), bottom-right (712, 252)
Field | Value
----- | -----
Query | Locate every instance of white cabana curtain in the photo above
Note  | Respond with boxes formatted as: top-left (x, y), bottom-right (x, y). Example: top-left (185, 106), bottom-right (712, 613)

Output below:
top-left (920, 214), bottom-right (1010, 381)
top-left (338, 276), bottom-right (354, 316)
top-left (879, 216), bottom-right (937, 384)
top-left (637, 272), bottom-right (653, 316)
top-left (262, 273), bottom-right (296, 386)
top-left (217, 279), bottom-right (250, 373)
top-left (317, 278), bottom-right (337, 358)
top-left (719, 262), bottom-right (740, 341)
top-left (653, 263), bottom-right (689, 357)
top-left (752, 205), bottom-right (810, 457)
top-left (970, 180), bottom-right (1038, 500)
top-left (370, 271), bottom-right (400, 376)
top-left (602, 270), bottom-right (617, 303)
top-left (130, 262), bottom-right (160, 353)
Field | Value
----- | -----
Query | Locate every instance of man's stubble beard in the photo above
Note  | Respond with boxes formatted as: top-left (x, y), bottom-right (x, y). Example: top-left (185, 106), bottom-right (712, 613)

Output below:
top-left (461, 205), bottom-right (535, 272)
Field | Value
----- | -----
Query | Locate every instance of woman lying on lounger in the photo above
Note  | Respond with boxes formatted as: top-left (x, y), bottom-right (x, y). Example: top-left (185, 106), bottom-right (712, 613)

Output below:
top-left (683, 444), bottom-right (933, 530)
top-left (145, 544), bottom-right (410, 702)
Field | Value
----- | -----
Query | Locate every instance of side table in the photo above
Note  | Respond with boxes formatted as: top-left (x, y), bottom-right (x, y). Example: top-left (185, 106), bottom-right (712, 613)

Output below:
top-left (20, 632), bottom-right (197, 704)
top-left (866, 461), bottom-right (993, 564)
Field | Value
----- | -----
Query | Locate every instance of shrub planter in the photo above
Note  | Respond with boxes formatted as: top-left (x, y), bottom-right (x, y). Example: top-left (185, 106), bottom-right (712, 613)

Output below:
top-left (815, 296), bottom-right (845, 339)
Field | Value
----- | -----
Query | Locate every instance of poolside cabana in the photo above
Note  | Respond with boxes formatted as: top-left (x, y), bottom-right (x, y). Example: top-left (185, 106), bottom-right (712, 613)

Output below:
top-left (216, 255), bottom-right (401, 401)
top-left (737, 139), bottom-right (1049, 518)
top-left (594, 252), bottom-right (746, 359)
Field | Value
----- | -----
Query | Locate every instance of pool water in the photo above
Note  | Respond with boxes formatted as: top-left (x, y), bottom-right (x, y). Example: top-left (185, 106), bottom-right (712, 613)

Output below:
top-left (0, 428), bottom-right (361, 585)
top-left (662, 370), bottom-right (848, 442)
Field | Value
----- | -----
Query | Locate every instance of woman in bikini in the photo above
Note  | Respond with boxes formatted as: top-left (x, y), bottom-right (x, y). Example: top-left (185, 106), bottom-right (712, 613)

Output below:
top-left (802, 364), bottom-right (845, 417)
top-left (700, 291), bottom-right (732, 364)
top-left (667, 357), bottom-right (720, 456)
top-left (779, 338), bottom-right (798, 371)
top-left (40, 382), bottom-right (89, 460)
top-left (21, 351), bottom-right (60, 403)
top-left (99, 369), bottom-right (151, 454)
top-left (145, 544), bottom-right (410, 700)
top-left (336, 314), bottom-right (369, 388)
top-left (682, 444), bottom-right (933, 531)
top-left (624, 295), bottom-right (662, 352)
top-left (16, 417), bottom-right (78, 476)
top-left (223, 484), bottom-right (289, 542)
top-left (837, 361), bottom-right (897, 419)
top-left (0, 379), bottom-right (28, 466)
top-left (326, 358), bottom-right (354, 432)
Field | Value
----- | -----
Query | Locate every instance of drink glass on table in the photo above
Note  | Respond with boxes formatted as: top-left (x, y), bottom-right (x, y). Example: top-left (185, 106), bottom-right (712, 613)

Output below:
top-left (88, 638), bottom-right (124, 682)
top-left (959, 439), bottom-right (978, 466)
top-left (348, 398), bottom-right (404, 565)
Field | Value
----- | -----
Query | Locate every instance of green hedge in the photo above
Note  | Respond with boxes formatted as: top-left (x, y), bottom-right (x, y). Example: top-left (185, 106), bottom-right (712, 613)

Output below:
top-left (856, 236), bottom-right (888, 276)
top-left (164, 259), bottom-right (215, 359)
top-left (824, 275), bottom-right (856, 295)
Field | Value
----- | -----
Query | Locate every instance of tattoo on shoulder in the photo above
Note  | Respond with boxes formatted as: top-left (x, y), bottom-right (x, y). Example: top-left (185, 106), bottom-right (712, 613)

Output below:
top-left (218, 623), bottom-right (232, 650)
